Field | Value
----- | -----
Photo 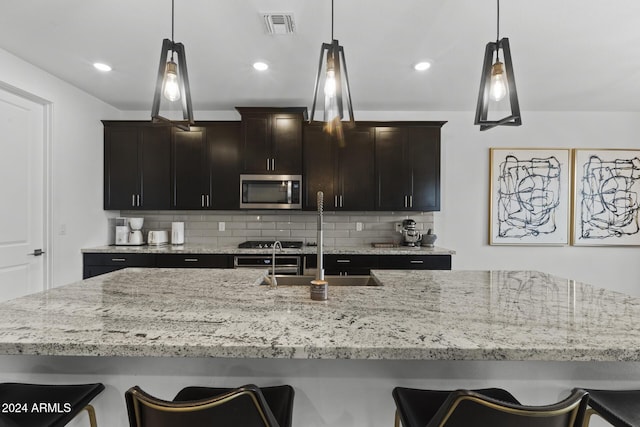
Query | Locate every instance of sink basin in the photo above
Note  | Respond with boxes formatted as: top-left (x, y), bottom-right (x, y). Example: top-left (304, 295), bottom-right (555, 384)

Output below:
top-left (261, 275), bottom-right (380, 287)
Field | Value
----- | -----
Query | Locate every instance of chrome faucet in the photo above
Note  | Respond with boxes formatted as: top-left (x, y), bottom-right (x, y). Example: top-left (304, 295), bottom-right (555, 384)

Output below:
top-left (316, 192), bottom-right (324, 281)
top-left (270, 240), bottom-right (282, 288)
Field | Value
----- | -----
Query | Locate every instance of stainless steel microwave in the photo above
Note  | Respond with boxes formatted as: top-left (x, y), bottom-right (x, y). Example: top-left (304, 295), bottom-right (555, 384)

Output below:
top-left (240, 174), bottom-right (302, 209)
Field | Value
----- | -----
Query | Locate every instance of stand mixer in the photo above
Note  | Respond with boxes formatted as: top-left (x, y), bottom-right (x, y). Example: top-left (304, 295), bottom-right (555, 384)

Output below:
top-left (400, 219), bottom-right (422, 247)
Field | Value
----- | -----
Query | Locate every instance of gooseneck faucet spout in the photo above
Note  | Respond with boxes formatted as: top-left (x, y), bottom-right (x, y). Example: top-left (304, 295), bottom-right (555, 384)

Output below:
top-left (316, 192), bottom-right (324, 281)
top-left (271, 240), bottom-right (282, 288)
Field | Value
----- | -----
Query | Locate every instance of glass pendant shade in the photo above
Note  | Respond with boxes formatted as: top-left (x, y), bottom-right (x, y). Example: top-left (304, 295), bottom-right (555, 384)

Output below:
top-left (310, 39), bottom-right (354, 135)
top-left (474, 38), bottom-right (521, 131)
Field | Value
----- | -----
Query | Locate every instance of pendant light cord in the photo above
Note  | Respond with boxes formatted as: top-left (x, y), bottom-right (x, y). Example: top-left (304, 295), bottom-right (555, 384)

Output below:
top-left (495, 0), bottom-right (500, 62)
top-left (331, 0), bottom-right (334, 40)
top-left (170, 0), bottom-right (175, 60)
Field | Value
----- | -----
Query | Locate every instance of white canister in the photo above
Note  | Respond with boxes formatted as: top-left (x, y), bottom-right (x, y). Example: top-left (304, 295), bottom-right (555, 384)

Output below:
top-left (171, 222), bottom-right (185, 245)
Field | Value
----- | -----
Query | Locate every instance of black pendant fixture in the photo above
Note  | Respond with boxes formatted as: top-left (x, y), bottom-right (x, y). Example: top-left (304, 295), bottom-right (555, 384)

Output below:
top-left (310, 0), bottom-right (354, 137)
top-left (151, 0), bottom-right (194, 130)
top-left (474, 0), bottom-right (521, 131)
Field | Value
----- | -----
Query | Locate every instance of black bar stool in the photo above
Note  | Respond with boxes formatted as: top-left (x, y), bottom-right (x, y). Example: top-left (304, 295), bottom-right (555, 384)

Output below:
top-left (574, 388), bottom-right (640, 427)
top-left (392, 387), bottom-right (588, 427)
top-left (125, 383), bottom-right (294, 427)
top-left (0, 382), bottom-right (105, 427)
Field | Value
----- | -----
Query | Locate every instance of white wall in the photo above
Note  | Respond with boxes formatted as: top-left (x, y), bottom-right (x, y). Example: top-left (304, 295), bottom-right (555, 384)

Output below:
top-left (0, 48), bottom-right (121, 287)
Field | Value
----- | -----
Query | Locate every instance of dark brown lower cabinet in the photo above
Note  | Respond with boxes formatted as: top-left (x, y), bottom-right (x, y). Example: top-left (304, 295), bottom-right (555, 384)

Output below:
top-left (83, 253), bottom-right (231, 279)
top-left (303, 254), bottom-right (451, 275)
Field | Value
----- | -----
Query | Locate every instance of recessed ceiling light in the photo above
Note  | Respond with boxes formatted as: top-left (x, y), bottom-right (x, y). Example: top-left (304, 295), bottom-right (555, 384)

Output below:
top-left (253, 62), bottom-right (269, 71)
top-left (93, 62), bottom-right (112, 72)
top-left (414, 61), bottom-right (431, 71)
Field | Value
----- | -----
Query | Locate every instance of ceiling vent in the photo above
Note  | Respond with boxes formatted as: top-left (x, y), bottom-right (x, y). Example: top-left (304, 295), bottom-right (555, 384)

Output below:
top-left (263, 13), bottom-right (295, 35)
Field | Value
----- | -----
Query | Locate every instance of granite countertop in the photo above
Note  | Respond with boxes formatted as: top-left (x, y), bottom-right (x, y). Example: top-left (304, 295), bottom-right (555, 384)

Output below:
top-left (81, 243), bottom-right (456, 256)
top-left (0, 268), bottom-right (638, 361)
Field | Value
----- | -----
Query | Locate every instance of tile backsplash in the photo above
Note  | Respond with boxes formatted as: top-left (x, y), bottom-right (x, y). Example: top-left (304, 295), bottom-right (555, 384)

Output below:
top-left (120, 210), bottom-right (434, 247)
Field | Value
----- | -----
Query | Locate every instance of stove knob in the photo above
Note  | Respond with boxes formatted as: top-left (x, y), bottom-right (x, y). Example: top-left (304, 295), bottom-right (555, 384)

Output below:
top-left (258, 244), bottom-right (263, 248)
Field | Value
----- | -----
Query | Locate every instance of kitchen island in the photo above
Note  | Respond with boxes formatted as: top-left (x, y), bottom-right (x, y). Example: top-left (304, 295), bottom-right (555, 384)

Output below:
top-left (0, 268), bottom-right (639, 426)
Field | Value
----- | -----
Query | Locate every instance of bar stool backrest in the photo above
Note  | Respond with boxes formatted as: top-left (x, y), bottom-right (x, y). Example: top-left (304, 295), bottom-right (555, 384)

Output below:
top-left (125, 384), bottom-right (281, 427)
top-left (427, 389), bottom-right (589, 427)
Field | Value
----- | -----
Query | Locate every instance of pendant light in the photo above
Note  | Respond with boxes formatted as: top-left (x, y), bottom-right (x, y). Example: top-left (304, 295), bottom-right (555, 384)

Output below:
top-left (474, 0), bottom-right (521, 131)
top-left (310, 0), bottom-right (355, 136)
top-left (151, 0), bottom-right (194, 130)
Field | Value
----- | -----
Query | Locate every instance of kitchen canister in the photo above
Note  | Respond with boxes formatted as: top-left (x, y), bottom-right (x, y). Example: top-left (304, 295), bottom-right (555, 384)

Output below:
top-left (171, 222), bottom-right (185, 245)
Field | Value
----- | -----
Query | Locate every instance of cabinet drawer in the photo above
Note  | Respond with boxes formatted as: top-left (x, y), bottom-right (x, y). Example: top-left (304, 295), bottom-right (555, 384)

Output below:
top-left (324, 255), bottom-right (378, 275)
top-left (83, 253), bottom-right (156, 267)
top-left (156, 254), bottom-right (230, 268)
top-left (378, 255), bottom-right (451, 270)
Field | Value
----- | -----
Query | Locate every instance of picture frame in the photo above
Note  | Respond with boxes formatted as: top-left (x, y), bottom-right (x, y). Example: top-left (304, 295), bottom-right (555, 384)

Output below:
top-left (571, 148), bottom-right (640, 246)
top-left (489, 148), bottom-right (571, 245)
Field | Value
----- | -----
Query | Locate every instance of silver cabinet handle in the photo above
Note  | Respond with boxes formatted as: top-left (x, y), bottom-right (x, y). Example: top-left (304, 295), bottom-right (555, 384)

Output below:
top-left (206, 194), bottom-right (210, 207)
top-left (266, 158), bottom-right (270, 171)
top-left (339, 195), bottom-right (343, 208)
top-left (184, 258), bottom-right (199, 262)
top-left (336, 259), bottom-right (351, 263)
top-left (111, 258), bottom-right (126, 262)
top-left (201, 194), bottom-right (205, 207)
top-left (137, 194), bottom-right (141, 206)
top-left (409, 195), bottom-right (413, 208)
top-left (404, 195), bottom-right (408, 208)
top-left (410, 260), bottom-right (424, 264)
top-left (271, 158), bottom-right (275, 171)
top-left (132, 194), bottom-right (136, 207)
top-left (335, 195), bottom-right (338, 208)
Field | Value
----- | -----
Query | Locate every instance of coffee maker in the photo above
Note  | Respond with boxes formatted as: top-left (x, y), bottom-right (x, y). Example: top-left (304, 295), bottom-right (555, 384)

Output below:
top-left (114, 217), bottom-right (145, 245)
top-left (400, 219), bottom-right (422, 247)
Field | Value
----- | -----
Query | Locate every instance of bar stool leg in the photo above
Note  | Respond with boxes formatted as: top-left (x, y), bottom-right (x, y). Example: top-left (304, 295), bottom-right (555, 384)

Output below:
top-left (84, 404), bottom-right (99, 427)
top-left (394, 410), bottom-right (401, 427)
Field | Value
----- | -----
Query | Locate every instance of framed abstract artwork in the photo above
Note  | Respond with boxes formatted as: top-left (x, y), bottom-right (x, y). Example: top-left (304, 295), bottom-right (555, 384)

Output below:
top-left (489, 148), bottom-right (571, 245)
top-left (572, 149), bottom-right (640, 246)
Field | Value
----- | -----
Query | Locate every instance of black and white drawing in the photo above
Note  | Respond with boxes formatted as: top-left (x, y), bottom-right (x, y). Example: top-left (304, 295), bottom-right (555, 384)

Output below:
top-left (490, 149), bottom-right (570, 245)
top-left (573, 149), bottom-right (640, 246)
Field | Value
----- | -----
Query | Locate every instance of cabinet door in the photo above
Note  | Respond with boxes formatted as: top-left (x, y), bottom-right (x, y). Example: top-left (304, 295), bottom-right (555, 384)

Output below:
top-left (272, 114), bottom-right (302, 174)
top-left (324, 255), bottom-right (378, 275)
top-left (303, 125), bottom-right (336, 210)
top-left (208, 122), bottom-right (241, 209)
top-left (104, 126), bottom-right (139, 209)
top-left (338, 127), bottom-right (375, 210)
top-left (140, 126), bottom-right (171, 209)
top-left (242, 115), bottom-right (271, 173)
top-left (378, 254), bottom-right (451, 270)
top-left (375, 128), bottom-right (409, 210)
top-left (408, 128), bottom-right (441, 211)
top-left (156, 254), bottom-right (230, 268)
top-left (172, 127), bottom-right (208, 209)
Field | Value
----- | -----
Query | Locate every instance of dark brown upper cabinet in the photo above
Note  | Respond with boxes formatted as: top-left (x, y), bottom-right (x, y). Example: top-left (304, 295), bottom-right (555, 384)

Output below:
top-left (236, 107), bottom-right (307, 174)
top-left (375, 123), bottom-right (445, 211)
top-left (103, 121), bottom-right (171, 210)
top-left (171, 122), bottom-right (241, 210)
top-left (303, 124), bottom-right (375, 211)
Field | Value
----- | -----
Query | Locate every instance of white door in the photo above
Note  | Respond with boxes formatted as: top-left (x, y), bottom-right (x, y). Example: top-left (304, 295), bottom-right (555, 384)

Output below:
top-left (0, 87), bottom-right (45, 302)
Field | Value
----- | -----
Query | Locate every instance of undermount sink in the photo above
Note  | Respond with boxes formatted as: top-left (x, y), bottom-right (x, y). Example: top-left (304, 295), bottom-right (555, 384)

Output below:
top-left (261, 275), bottom-right (381, 287)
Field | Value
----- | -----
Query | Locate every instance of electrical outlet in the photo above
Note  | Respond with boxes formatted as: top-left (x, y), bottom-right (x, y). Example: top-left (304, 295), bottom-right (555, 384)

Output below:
top-left (356, 222), bottom-right (363, 231)
top-left (395, 222), bottom-right (403, 233)
top-left (218, 222), bottom-right (225, 231)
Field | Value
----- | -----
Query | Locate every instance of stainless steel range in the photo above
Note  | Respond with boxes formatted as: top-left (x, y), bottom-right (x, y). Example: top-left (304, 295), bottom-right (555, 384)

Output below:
top-left (234, 241), bottom-right (303, 275)
top-left (238, 240), bottom-right (303, 249)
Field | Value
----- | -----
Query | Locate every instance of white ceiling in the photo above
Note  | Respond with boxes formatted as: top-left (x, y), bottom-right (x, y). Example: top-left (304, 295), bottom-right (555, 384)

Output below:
top-left (2, 0), bottom-right (640, 113)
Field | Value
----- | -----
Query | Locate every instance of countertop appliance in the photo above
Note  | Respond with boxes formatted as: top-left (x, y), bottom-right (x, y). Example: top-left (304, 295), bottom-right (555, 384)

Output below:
top-left (148, 230), bottom-right (169, 245)
top-left (401, 219), bottom-right (422, 247)
top-left (115, 217), bottom-right (146, 246)
top-left (240, 174), bottom-right (302, 209)
top-left (238, 240), bottom-right (303, 249)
